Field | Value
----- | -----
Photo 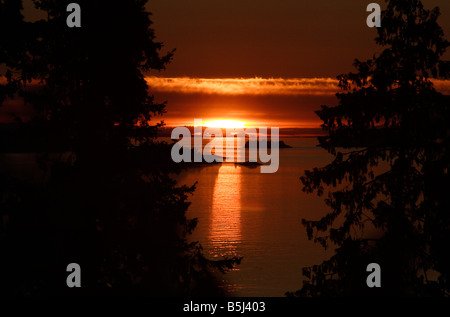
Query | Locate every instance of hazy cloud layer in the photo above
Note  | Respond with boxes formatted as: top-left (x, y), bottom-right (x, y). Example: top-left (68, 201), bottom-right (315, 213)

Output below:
top-left (146, 77), bottom-right (340, 95)
top-left (146, 76), bottom-right (450, 96)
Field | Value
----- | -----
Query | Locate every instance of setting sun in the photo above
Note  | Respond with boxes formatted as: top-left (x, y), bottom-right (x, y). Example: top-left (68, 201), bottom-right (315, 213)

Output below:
top-left (203, 120), bottom-right (247, 129)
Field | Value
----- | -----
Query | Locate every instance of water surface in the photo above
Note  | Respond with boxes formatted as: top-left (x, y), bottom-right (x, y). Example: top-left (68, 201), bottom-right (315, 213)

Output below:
top-left (176, 138), bottom-right (335, 296)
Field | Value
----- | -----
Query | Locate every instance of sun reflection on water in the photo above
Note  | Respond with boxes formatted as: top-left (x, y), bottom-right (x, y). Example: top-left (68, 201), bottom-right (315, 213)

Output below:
top-left (209, 164), bottom-right (242, 258)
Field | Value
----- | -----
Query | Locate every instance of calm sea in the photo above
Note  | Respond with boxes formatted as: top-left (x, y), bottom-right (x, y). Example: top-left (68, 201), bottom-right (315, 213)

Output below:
top-left (175, 137), bottom-right (336, 297)
top-left (1, 137), bottom-right (336, 296)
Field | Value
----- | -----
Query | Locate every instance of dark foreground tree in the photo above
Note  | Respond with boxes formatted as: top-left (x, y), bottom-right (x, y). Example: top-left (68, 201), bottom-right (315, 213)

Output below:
top-left (289, 0), bottom-right (450, 296)
top-left (0, 0), bottom-right (239, 296)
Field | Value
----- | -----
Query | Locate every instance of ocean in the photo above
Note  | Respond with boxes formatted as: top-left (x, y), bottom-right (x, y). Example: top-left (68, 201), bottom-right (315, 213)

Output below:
top-left (175, 137), bottom-right (336, 296)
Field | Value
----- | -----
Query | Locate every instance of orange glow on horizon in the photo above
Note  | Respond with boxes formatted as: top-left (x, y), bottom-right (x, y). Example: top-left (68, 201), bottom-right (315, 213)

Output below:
top-left (170, 117), bottom-right (320, 129)
top-left (203, 120), bottom-right (247, 129)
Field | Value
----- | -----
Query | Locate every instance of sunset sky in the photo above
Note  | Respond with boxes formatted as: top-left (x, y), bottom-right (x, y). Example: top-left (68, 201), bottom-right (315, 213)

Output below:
top-left (7, 1), bottom-right (450, 127)
top-left (146, 0), bottom-right (450, 128)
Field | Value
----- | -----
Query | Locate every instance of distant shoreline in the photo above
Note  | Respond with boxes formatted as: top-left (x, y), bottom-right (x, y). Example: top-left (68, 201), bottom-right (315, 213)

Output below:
top-left (157, 126), bottom-right (326, 138)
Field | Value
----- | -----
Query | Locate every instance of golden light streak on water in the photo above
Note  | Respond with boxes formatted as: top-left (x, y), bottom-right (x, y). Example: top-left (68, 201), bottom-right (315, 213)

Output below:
top-left (209, 165), bottom-right (242, 258)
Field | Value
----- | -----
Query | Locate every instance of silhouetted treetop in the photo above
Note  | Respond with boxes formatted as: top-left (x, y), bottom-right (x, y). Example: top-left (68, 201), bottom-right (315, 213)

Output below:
top-left (0, 0), bottom-right (239, 296)
top-left (292, 0), bottom-right (450, 297)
